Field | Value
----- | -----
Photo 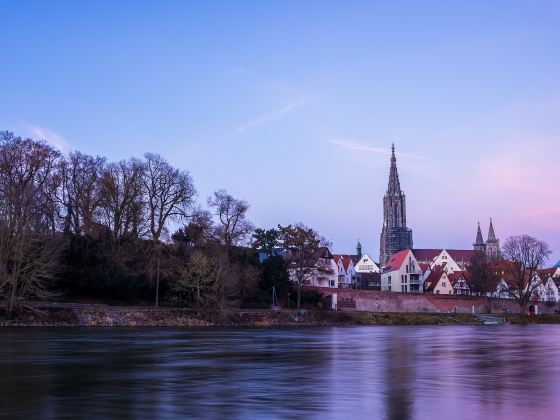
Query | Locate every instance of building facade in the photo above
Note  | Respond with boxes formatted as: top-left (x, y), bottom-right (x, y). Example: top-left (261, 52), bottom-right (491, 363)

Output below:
top-left (380, 249), bottom-right (423, 293)
top-left (379, 144), bottom-right (413, 266)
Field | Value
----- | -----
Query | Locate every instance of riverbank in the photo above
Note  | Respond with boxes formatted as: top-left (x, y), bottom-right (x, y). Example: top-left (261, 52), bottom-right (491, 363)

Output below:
top-left (2, 304), bottom-right (559, 327)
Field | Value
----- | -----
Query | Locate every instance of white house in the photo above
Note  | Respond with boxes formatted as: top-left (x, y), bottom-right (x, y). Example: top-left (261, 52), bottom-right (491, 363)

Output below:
top-left (381, 249), bottom-right (423, 293)
top-left (343, 257), bottom-right (357, 287)
top-left (333, 256), bottom-right (349, 288)
top-left (355, 253), bottom-right (380, 273)
top-left (500, 271), bottom-right (543, 302)
top-left (449, 271), bottom-right (471, 295)
top-left (537, 275), bottom-right (559, 302)
top-left (424, 268), bottom-right (454, 294)
top-left (493, 278), bottom-right (512, 299)
top-left (429, 250), bottom-right (462, 273)
top-left (413, 249), bottom-right (475, 272)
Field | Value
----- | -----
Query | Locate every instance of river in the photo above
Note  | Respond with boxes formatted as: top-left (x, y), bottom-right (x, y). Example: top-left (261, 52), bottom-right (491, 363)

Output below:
top-left (1, 326), bottom-right (559, 419)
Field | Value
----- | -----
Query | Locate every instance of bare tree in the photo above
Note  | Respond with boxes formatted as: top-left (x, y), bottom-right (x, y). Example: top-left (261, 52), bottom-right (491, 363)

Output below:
top-left (58, 151), bottom-right (105, 236)
top-left (468, 251), bottom-right (500, 311)
top-left (0, 133), bottom-right (61, 316)
top-left (279, 223), bottom-right (332, 309)
top-left (142, 153), bottom-right (196, 306)
top-left (99, 158), bottom-right (145, 242)
top-left (142, 153), bottom-right (196, 243)
top-left (207, 189), bottom-right (254, 254)
top-left (502, 235), bottom-right (552, 315)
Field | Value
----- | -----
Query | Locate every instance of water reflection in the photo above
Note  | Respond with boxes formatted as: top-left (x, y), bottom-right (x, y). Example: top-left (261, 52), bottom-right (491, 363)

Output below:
top-left (1, 326), bottom-right (559, 419)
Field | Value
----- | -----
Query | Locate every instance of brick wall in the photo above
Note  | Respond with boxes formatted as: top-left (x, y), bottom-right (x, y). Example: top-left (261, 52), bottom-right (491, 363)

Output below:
top-left (311, 287), bottom-right (558, 314)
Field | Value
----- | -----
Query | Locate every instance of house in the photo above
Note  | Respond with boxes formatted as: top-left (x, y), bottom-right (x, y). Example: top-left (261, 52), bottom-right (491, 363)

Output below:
top-left (357, 272), bottom-right (381, 290)
top-left (537, 275), bottom-right (559, 302)
top-left (354, 253), bottom-right (380, 273)
top-left (381, 249), bottom-right (423, 293)
top-left (449, 271), bottom-right (471, 295)
top-left (494, 278), bottom-right (512, 299)
top-left (333, 256), bottom-right (348, 287)
top-left (412, 249), bottom-right (475, 272)
top-left (333, 255), bottom-right (357, 288)
top-left (285, 246), bottom-right (338, 288)
top-left (424, 267), bottom-right (454, 294)
top-left (498, 270), bottom-right (543, 302)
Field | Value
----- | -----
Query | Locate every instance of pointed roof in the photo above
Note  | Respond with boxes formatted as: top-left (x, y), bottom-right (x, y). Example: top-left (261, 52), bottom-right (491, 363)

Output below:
top-left (474, 222), bottom-right (484, 245)
top-left (386, 143), bottom-right (402, 196)
top-left (383, 249), bottom-right (410, 272)
top-left (342, 256), bottom-right (352, 271)
top-left (424, 267), bottom-right (446, 292)
top-left (487, 218), bottom-right (497, 242)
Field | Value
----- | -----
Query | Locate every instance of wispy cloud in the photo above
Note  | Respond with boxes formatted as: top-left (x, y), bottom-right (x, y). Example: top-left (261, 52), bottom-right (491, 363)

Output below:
top-left (236, 94), bottom-right (307, 135)
top-left (18, 121), bottom-right (70, 152)
top-left (328, 139), bottom-right (434, 161)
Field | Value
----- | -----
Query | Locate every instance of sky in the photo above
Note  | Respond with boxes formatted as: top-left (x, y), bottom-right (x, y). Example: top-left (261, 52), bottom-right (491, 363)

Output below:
top-left (1, 0), bottom-right (559, 264)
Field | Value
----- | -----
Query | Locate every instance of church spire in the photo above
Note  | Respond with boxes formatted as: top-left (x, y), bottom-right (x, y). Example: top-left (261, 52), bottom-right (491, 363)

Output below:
top-left (387, 143), bottom-right (402, 195)
top-left (473, 221), bottom-right (486, 253)
top-left (474, 222), bottom-right (484, 245)
top-left (380, 143), bottom-right (412, 264)
top-left (487, 217), bottom-right (496, 242)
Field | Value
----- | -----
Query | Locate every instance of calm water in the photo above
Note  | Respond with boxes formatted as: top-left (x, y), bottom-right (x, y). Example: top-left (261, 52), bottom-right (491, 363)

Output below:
top-left (1, 326), bottom-right (559, 420)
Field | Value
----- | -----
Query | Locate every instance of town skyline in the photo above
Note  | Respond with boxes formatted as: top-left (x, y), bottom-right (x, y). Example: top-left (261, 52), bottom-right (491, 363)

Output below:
top-left (1, 1), bottom-right (558, 262)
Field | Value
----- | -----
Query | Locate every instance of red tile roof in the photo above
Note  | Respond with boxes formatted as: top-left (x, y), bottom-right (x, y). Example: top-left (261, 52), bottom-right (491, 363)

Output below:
top-left (537, 268), bottom-right (557, 277)
top-left (342, 256), bottom-right (352, 271)
top-left (384, 249), bottom-right (410, 272)
top-left (418, 263), bottom-right (430, 273)
top-left (412, 249), bottom-right (441, 262)
top-left (424, 267), bottom-right (445, 292)
top-left (412, 249), bottom-right (476, 264)
top-left (448, 271), bottom-right (469, 286)
top-left (447, 250), bottom-right (476, 263)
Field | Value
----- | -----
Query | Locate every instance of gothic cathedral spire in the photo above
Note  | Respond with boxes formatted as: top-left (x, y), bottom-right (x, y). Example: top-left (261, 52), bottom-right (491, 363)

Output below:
top-left (387, 143), bottom-right (402, 196)
top-left (487, 217), bottom-right (496, 242)
top-left (473, 221), bottom-right (485, 252)
top-left (380, 144), bottom-right (413, 265)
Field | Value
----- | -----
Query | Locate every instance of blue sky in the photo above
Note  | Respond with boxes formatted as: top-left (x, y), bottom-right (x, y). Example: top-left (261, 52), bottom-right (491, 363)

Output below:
top-left (1, 0), bottom-right (559, 263)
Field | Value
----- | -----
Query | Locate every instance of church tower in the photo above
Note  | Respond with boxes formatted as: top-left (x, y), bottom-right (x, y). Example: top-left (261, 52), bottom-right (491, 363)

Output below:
top-left (473, 222), bottom-right (486, 253)
top-left (485, 218), bottom-right (500, 259)
top-left (379, 144), bottom-right (413, 265)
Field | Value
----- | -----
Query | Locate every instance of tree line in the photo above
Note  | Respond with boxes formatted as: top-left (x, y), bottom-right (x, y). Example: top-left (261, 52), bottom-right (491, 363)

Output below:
top-left (0, 131), bottom-right (327, 317)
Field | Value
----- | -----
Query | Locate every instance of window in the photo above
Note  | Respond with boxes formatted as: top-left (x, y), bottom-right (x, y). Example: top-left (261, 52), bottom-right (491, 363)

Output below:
top-left (388, 286), bottom-right (392, 291)
top-left (405, 275), bottom-right (407, 283)
top-left (442, 281), bottom-right (446, 287)
top-left (388, 276), bottom-right (392, 285)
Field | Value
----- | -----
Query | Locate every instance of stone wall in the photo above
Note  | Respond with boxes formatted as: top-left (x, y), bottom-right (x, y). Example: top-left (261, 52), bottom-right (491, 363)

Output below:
top-left (313, 287), bottom-right (559, 314)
